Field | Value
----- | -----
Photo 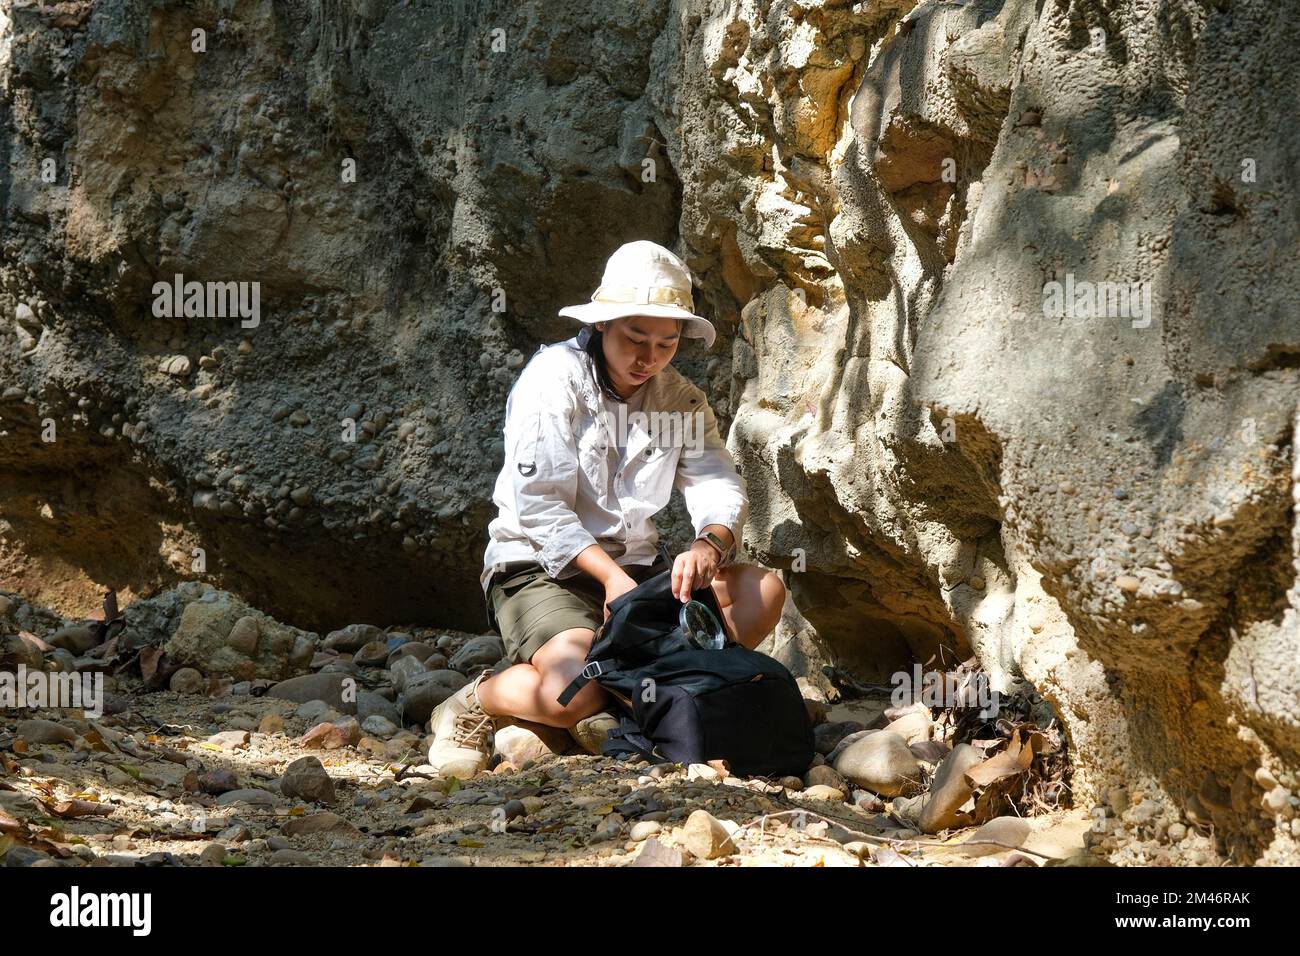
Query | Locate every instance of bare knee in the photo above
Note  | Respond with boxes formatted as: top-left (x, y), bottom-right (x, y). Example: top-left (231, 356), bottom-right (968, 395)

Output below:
top-left (714, 564), bottom-right (786, 649)
top-left (525, 675), bottom-right (607, 728)
top-left (529, 628), bottom-right (608, 727)
top-left (554, 681), bottom-right (609, 727)
top-left (757, 568), bottom-right (786, 633)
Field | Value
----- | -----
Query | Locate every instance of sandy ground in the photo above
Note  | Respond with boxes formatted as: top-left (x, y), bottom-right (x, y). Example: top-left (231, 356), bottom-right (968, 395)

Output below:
top-left (0, 676), bottom-right (1101, 868)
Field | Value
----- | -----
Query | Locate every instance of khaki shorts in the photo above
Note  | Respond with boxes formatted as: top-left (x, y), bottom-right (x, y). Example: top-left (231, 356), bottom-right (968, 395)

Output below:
top-left (486, 557), bottom-right (672, 666)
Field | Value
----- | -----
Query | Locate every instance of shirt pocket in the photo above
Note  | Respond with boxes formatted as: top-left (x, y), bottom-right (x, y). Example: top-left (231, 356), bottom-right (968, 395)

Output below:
top-left (633, 443), bottom-right (679, 506)
top-left (575, 415), bottom-right (609, 491)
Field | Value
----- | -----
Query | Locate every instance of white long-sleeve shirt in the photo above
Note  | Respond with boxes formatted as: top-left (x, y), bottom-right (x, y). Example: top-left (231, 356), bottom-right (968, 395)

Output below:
top-left (480, 335), bottom-right (749, 594)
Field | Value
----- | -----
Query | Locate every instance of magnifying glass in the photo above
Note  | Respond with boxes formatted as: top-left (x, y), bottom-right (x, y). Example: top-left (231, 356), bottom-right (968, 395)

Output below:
top-left (680, 599), bottom-right (726, 650)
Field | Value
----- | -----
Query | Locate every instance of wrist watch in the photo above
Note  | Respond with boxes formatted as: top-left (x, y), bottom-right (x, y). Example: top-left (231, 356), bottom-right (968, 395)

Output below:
top-left (694, 529), bottom-right (735, 566)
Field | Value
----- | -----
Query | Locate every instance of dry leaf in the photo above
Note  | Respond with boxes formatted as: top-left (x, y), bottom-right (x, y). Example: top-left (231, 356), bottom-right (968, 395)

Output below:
top-left (139, 647), bottom-right (165, 684)
top-left (870, 846), bottom-right (914, 867)
top-left (964, 730), bottom-right (1033, 788)
top-left (46, 799), bottom-right (113, 819)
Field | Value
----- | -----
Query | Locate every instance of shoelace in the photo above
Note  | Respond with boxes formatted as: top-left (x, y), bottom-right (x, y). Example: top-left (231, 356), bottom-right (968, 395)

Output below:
top-left (451, 708), bottom-right (493, 749)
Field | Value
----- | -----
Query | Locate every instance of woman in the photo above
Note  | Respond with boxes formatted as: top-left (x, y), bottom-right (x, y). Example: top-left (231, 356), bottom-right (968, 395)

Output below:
top-left (426, 240), bottom-right (787, 777)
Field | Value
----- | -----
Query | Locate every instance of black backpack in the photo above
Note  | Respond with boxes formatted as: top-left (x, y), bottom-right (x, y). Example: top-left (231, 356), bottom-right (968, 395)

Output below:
top-left (557, 569), bottom-right (814, 777)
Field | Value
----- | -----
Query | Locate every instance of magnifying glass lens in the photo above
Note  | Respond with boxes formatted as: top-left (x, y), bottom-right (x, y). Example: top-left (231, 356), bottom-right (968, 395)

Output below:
top-left (681, 600), bottom-right (725, 650)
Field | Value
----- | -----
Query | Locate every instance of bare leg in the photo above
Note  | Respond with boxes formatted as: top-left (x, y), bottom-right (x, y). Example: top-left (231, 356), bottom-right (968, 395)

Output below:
top-left (709, 564), bottom-right (786, 650)
top-left (476, 626), bottom-right (611, 728)
top-left (479, 565), bottom-right (785, 723)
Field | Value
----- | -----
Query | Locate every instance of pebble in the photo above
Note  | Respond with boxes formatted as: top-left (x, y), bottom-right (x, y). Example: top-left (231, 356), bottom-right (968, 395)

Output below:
top-left (520, 796), bottom-right (546, 815)
top-left (389, 655), bottom-right (428, 691)
top-left (803, 764), bottom-right (847, 792)
top-left (1262, 788), bottom-right (1291, 813)
top-left (680, 809), bottom-right (736, 860)
top-left (802, 784), bottom-right (847, 802)
top-left (632, 838), bottom-right (686, 867)
top-left (280, 756), bottom-right (337, 805)
top-left (883, 710), bottom-right (931, 745)
top-left (49, 625), bottom-right (98, 655)
top-left (400, 671), bottom-right (462, 723)
top-left (322, 624), bottom-right (384, 653)
top-left (258, 713), bottom-right (285, 735)
top-left (447, 635), bottom-right (505, 672)
top-left (270, 849), bottom-right (315, 866)
top-left (16, 719), bottom-right (77, 745)
top-left (207, 730), bottom-right (250, 750)
top-left (198, 843), bottom-right (228, 866)
top-left (353, 641), bottom-right (389, 666)
top-left (160, 355), bottom-right (191, 377)
top-left (215, 788), bottom-right (278, 807)
top-left (297, 700), bottom-right (334, 721)
top-left (198, 769), bottom-right (239, 795)
top-left (226, 616), bottom-right (259, 656)
top-left (832, 731), bottom-right (920, 796)
top-left (360, 715), bottom-right (399, 738)
top-left (300, 717), bottom-right (361, 750)
top-left (630, 821), bottom-right (662, 842)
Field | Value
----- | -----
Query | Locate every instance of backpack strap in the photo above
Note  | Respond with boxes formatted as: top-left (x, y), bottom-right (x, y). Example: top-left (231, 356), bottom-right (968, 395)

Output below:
top-left (556, 658), bottom-right (616, 707)
top-left (601, 718), bottom-right (662, 764)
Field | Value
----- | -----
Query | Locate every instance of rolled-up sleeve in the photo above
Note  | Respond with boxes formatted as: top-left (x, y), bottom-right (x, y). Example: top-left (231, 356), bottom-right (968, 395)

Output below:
top-left (674, 396), bottom-right (749, 547)
top-left (504, 359), bottom-right (597, 576)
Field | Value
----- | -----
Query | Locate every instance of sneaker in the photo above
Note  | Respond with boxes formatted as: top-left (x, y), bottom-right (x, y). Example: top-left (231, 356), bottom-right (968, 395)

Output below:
top-left (426, 671), bottom-right (496, 778)
top-left (569, 710), bottom-right (622, 756)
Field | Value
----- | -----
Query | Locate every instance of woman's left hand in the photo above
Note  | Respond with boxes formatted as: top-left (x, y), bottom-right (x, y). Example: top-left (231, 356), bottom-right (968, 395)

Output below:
top-left (672, 540), bottom-right (721, 603)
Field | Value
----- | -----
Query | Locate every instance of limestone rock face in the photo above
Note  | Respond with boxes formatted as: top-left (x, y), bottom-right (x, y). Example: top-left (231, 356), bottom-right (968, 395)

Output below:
top-left (1, 0), bottom-right (1297, 861)
top-left (651, 0), bottom-right (1300, 862)
top-left (0, 0), bottom-right (686, 630)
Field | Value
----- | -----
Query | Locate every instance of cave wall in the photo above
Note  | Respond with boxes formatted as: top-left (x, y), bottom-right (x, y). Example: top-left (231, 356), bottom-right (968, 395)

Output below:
top-left (0, 0), bottom-right (705, 628)
top-left (649, 0), bottom-right (1298, 862)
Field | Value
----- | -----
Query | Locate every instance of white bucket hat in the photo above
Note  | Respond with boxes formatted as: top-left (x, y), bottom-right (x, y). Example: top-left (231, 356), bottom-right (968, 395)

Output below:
top-left (558, 240), bottom-right (716, 348)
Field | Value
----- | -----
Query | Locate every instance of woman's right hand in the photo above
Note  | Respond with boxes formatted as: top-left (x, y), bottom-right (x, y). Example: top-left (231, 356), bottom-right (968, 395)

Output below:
top-left (602, 571), bottom-right (640, 620)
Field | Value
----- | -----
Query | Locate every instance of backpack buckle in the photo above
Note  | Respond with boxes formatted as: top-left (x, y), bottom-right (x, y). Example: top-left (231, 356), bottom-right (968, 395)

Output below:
top-left (581, 661), bottom-right (604, 680)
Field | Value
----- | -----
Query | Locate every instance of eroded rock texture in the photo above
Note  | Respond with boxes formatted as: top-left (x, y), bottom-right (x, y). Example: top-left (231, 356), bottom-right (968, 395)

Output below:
top-left (2, 1), bottom-right (1297, 861)
top-left (0, 0), bottom-right (695, 627)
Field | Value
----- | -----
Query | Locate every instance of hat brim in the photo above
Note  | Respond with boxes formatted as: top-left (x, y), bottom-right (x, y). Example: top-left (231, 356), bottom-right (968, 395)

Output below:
top-left (558, 302), bottom-right (716, 348)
